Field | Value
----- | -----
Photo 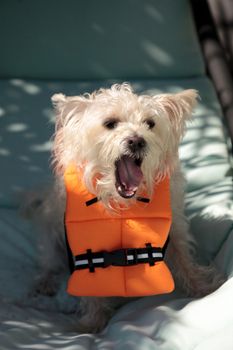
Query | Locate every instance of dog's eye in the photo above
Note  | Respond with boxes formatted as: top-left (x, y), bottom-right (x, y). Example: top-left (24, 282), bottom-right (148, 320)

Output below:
top-left (103, 119), bottom-right (118, 130)
top-left (145, 118), bottom-right (155, 129)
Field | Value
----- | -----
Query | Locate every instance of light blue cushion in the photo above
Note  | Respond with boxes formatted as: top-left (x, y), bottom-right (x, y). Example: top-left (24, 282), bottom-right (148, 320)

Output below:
top-left (0, 77), bottom-right (233, 349)
top-left (0, 0), bottom-right (205, 79)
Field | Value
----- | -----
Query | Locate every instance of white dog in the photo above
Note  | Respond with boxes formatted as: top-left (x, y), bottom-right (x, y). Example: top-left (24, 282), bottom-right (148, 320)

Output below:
top-left (30, 83), bottom-right (224, 333)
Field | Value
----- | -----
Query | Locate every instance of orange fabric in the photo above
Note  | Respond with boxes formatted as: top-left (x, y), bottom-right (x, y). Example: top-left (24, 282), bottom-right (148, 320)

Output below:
top-left (64, 164), bottom-right (175, 297)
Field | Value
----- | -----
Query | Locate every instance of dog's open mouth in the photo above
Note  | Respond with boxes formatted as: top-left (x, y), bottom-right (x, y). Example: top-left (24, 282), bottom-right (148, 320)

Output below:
top-left (115, 155), bottom-right (143, 198)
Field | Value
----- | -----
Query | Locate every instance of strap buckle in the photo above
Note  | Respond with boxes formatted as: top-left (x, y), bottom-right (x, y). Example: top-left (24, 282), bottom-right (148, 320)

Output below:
top-left (103, 249), bottom-right (127, 267)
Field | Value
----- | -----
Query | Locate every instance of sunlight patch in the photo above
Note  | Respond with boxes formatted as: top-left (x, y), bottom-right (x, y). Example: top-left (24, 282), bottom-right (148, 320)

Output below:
top-left (30, 141), bottom-right (52, 152)
top-left (0, 148), bottom-right (11, 156)
top-left (10, 79), bottom-right (41, 95)
top-left (6, 123), bottom-right (28, 132)
top-left (142, 40), bottom-right (173, 65)
top-left (0, 107), bottom-right (5, 117)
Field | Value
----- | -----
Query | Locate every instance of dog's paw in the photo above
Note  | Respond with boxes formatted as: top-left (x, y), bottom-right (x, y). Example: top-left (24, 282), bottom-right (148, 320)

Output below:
top-left (74, 312), bottom-right (112, 334)
top-left (69, 296), bottom-right (117, 334)
top-left (185, 264), bottom-right (226, 298)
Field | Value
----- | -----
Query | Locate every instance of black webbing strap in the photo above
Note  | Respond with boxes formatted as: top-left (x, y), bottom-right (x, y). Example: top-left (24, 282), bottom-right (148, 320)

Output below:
top-left (162, 235), bottom-right (170, 255)
top-left (136, 197), bottom-right (150, 203)
top-left (145, 243), bottom-right (155, 266)
top-left (86, 249), bottom-right (95, 272)
top-left (64, 215), bottom-right (75, 273)
top-left (74, 243), bottom-right (166, 273)
top-left (86, 197), bottom-right (98, 206)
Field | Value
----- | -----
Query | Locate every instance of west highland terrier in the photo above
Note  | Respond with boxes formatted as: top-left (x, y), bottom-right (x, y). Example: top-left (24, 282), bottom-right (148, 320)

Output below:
top-left (29, 83), bottom-right (224, 333)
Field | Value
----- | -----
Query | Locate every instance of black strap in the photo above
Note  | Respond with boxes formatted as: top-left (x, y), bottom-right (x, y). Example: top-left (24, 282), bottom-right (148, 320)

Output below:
top-left (162, 235), bottom-right (170, 255)
top-left (145, 243), bottom-right (155, 266)
top-left (74, 243), bottom-right (165, 271)
top-left (86, 197), bottom-right (98, 206)
top-left (64, 215), bottom-right (75, 273)
top-left (86, 249), bottom-right (95, 273)
top-left (137, 197), bottom-right (150, 203)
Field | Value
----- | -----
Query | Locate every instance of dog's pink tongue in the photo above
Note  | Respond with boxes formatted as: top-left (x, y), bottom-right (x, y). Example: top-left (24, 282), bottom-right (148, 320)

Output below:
top-left (117, 156), bottom-right (143, 193)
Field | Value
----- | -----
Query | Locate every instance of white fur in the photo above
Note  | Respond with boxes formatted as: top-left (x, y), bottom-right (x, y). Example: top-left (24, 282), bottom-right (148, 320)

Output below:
top-left (29, 83), bottom-right (225, 333)
top-left (52, 84), bottom-right (197, 208)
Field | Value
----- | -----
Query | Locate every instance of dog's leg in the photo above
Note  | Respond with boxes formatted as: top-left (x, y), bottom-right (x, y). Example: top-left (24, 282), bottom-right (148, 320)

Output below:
top-left (166, 219), bottom-right (225, 297)
top-left (33, 228), bottom-right (68, 297)
top-left (74, 296), bottom-right (123, 333)
top-left (168, 170), bottom-right (225, 297)
top-left (24, 184), bottom-right (68, 297)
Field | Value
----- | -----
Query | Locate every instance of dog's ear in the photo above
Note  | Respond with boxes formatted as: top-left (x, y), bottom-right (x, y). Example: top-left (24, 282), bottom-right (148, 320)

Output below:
top-left (168, 89), bottom-right (198, 121)
top-left (51, 93), bottom-right (90, 174)
top-left (51, 93), bottom-right (90, 128)
top-left (154, 89), bottom-right (198, 137)
top-left (51, 93), bottom-right (67, 113)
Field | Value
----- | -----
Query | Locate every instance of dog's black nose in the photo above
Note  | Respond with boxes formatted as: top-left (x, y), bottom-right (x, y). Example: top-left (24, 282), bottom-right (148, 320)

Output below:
top-left (127, 136), bottom-right (146, 152)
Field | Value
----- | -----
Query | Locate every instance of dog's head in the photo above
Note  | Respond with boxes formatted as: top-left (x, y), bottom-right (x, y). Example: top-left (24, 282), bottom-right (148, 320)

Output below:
top-left (52, 83), bottom-right (197, 208)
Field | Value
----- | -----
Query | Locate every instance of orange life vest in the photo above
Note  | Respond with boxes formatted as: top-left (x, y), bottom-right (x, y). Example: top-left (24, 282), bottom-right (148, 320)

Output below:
top-left (64, 164), bottom-right (174, 297)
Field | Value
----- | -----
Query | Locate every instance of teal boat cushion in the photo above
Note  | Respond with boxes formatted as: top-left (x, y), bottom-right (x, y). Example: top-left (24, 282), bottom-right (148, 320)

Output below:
top-left (0, 0), bottom-right (205, 80)
top-left (0, 77), bottom-right (232, 350)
